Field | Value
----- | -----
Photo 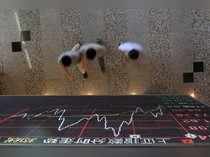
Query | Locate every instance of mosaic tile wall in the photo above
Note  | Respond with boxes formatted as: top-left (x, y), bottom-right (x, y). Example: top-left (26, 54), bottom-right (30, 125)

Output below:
top-left (0, 9), bottom-right (209, 104)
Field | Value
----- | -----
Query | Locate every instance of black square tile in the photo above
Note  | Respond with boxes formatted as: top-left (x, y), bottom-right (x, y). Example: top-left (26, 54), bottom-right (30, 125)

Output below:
top-left (193, 61), bottom-right (204, 72)
top-left (21, 30), bottom-right (31, 41)
top-left (183, 72), bottom-right (194, 83)
top-left (12, 42), bottom-right (22, 52)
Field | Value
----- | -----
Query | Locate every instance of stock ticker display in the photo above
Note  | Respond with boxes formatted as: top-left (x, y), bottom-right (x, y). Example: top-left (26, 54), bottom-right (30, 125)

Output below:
top-left (0, 96), bottom-right (209, 146)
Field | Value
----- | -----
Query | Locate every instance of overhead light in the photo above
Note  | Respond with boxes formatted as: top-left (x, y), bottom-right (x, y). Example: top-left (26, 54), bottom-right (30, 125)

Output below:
top-left (87, 92), bottom-right (93, 96)
top-left (44, 91), bottom-right (54, 96)
top-left (44, 93), bottom-right (50, 96)
top-left (130, 92), bottom-right (137, 95)
top-left (190, 92), bottom-right (196, 98)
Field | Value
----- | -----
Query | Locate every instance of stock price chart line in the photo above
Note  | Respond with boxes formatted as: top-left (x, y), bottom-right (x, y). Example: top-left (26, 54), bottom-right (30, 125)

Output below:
top-left (0, 96), bottom-right (209, 146)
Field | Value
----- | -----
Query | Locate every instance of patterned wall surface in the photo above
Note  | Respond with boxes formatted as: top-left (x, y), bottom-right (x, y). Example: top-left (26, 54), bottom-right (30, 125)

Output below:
top-left (0, 9), bottom-right (209, 104)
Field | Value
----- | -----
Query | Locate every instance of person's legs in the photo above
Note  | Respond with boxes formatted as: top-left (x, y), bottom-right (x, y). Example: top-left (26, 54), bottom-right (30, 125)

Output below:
top-left (82, 71), bottom-right (88, 79)
top-left (77, 55), bottom-right (88, 79)
top-left (60, 65), bottom-right (74, 81)
top-left (77, 64), bottom-right (88, 79)
top-left (98, 56), bottom-right (106, 73)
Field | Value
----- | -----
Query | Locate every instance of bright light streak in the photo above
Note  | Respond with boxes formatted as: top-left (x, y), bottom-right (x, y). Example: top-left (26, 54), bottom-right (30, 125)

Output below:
top-left (14, 11), bottom-right (32, 69)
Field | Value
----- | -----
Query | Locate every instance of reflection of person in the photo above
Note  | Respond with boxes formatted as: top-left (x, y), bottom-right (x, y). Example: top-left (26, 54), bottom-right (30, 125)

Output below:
top-left (79, 42), bottom-right (107, 73)
top-left (118, 42), bottom-right (144, 61)
top-left (58, 43), bottom-right (88, 80)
